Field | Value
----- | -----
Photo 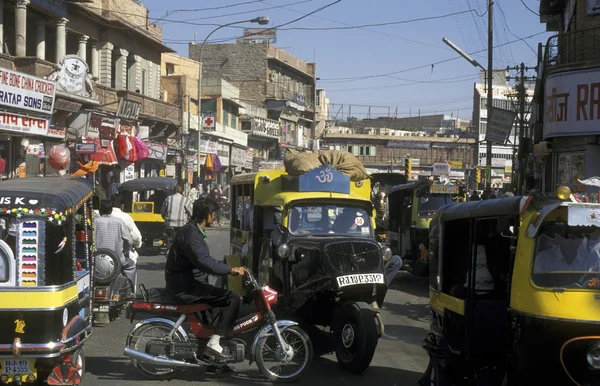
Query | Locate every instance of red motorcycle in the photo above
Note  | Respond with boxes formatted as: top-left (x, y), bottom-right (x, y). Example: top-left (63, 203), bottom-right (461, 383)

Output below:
top-left (123, 269), bottom-right (313, 382)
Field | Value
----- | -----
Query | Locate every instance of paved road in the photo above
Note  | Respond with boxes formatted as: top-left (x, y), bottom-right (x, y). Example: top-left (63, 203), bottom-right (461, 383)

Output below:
top-left (83, 227), bottom-right (430, 385)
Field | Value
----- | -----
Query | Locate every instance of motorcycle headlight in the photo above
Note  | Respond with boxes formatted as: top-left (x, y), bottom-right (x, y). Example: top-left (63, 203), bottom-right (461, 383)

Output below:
top-left (587, 343), bottom-right (600, 370)
top-left (382, 247), bottom-right (392, 262)
top-left (277, 243), bottom-right (291, 259)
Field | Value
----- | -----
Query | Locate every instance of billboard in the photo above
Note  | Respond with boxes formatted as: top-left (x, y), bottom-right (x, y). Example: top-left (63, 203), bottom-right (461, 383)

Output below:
top-left (0, 68), bottom-right (56, 115)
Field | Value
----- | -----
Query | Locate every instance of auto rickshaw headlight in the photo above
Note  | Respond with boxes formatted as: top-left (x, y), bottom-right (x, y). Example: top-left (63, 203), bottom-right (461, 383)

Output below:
top-left (587, 343), bottom-right (600, 369)
top-left (382, 247), bottom-right (392, 262)
top-left (556, 185), bottom-right (571, 201)
top-left (277, 243), bottom-right (291, 259)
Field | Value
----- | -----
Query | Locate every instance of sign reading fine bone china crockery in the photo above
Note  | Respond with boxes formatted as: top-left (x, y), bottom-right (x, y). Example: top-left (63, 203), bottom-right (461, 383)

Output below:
top-left (0, 68), bottom-right (56, 114)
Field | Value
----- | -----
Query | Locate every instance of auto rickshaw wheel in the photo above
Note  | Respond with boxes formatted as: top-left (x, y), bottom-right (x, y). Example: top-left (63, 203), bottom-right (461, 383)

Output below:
top-left (333, 301), bottom-right (378, 374)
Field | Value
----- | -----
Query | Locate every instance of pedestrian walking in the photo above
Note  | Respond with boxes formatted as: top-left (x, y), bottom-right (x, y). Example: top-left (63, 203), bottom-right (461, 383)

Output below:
top-left (161, 185), bottom-right (193, 233)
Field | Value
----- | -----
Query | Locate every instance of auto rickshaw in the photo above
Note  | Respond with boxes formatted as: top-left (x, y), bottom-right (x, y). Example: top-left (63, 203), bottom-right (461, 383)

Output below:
top-left (227, 164), bottom-right (393, 374)
top-left (0, 177), bottom-right (98, 385)
top-left (385, 181), bottom-right (456, 277)
top-left (421, 186), bottom-right (600, 386)
top-left (118, 177), bottom-right (177, 248)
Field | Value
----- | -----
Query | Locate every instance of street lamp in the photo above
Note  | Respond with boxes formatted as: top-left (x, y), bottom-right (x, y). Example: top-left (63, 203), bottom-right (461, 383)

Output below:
top-left (196, 16), bottom-right (269, 171)
top-left (442, 37), bottom-right (493, 190)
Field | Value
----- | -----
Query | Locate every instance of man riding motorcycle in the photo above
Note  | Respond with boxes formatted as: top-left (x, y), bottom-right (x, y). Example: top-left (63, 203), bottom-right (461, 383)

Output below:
top-left (164, 197), bottom-right (245, 360)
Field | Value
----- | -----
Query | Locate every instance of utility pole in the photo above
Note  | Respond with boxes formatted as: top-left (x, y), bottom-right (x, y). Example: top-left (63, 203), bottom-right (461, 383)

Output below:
top-left (486, 0), bottom-right (493, 190)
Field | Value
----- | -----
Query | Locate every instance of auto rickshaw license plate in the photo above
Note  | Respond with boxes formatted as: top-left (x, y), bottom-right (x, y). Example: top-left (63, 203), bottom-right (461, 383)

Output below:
top-left (153, 240), bottom-right (162, 247)
top-left (337, 274), bottom-right (384, 287)
top-left (2, 358), bottom-right (33, 374)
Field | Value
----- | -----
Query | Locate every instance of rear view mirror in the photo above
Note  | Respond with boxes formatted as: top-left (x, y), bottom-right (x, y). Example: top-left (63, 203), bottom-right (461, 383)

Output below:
top-left (273, 208), bottom-right (283, 226)
top-left (91, 195), bottom-right (100, 210)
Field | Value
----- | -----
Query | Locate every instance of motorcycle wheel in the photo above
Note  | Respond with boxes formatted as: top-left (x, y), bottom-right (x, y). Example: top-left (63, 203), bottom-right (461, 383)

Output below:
top-left (333, 301), bottom-right (379, 374)
top-left (255, 326), bottom-right (313, 383)
top-left (126, 321), bottom-right (187, 380)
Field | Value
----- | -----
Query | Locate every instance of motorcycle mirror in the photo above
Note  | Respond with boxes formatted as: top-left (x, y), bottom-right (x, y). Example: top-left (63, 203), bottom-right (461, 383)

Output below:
top-left (273, 209), bottom-right (283, 226)
top-left (271, 230), bottom-right (283, 247)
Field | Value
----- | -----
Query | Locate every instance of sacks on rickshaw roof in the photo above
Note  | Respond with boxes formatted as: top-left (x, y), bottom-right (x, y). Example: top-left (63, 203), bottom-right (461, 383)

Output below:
top-left (318, 150), bottom-right (370, 182)
top-left (284, 148), bottom-right (321, 175)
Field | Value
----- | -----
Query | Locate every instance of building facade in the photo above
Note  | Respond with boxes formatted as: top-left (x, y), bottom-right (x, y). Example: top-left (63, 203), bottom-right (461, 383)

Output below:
top-left (0, 0), bottom-right (182, 186)
top-left (189, 41), bottom-right (318, 155)
top-left (472, 70), bottom-right (534, 188)
top-left (533, 0), bottom-right (600, 201)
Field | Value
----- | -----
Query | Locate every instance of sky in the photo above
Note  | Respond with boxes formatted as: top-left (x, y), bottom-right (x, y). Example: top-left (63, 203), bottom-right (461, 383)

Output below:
top-left (141, 0), bottom-right (551, 122)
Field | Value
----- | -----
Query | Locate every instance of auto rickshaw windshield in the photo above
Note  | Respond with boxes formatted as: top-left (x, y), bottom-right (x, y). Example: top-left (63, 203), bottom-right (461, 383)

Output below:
top-left (532, 222), bottom-right (600, 289)
top-left (418, 193), bottom-right (453, 217)
top-left (288, 204), bottom-right (373, 237)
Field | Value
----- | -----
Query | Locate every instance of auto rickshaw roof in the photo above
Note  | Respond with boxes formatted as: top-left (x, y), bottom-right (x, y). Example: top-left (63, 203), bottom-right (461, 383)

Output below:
top-left (0, 177), bottom-right (93, 219)
top-left (386, 181), bottom-right (426, 195)
top-left (435, 195), bottom-right (524, 222)
top-left (259, 191), bottom-right (373, 208)
top-left (118, 177), bottom-right (177, 192)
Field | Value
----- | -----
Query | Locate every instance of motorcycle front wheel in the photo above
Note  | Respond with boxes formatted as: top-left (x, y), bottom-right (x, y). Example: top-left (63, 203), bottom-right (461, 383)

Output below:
top-left (255, 325), bottom-right (313, 383)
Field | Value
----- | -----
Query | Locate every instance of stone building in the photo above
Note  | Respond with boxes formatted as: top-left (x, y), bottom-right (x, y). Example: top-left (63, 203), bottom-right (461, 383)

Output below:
top-left (532, 0), bottom-right (600, 200)
top-left (189, 41), bottom-right (318, 154)
top-left (0, 0), bottom-right (181, 183)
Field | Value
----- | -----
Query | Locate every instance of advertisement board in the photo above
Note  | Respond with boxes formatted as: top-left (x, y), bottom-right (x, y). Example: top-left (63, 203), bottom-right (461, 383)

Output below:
top-left (0, 68), bottom-right (56, 115)
top-left (0, 112), bottom-right (49, 136)
top-left (485, 107), bottom-right (516, 144)
top-left (544, 68), bottom-right (600, 138)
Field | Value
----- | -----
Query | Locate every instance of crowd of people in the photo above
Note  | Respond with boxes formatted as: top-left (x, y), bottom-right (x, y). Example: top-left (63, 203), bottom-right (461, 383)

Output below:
top-left (466, 188), bottom-right (515, 201)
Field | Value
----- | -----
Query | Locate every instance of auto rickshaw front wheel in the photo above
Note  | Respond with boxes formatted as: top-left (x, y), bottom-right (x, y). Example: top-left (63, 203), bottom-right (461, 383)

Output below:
top-left (332, 301), bottom-right (379, 374)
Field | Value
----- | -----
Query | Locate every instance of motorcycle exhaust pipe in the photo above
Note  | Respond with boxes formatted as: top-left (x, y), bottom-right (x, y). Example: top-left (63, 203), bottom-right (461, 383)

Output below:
top-left (123, 347), bottom-right (204, 369)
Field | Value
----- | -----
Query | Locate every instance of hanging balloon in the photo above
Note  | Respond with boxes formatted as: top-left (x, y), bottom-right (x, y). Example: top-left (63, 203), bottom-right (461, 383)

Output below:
top-left (48, 145), bottom-right (71, 170)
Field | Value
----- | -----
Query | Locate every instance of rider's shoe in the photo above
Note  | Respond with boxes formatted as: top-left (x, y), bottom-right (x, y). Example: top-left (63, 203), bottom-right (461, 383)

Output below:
top-left (204, 347), bottom-right (234, 361)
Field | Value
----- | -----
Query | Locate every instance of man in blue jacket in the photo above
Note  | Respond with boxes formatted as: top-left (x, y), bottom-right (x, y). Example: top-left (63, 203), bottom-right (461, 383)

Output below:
top-left (165, 197), bottom-right (245, 360)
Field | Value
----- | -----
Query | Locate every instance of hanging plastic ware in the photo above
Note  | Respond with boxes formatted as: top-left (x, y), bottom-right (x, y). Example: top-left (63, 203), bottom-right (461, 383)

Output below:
top-left (133, 137), bottom-right (150, 160)
top-left (48, 145), bottom-right (71, 170)
top-left (213, 154), bottom-right (222, 172)
top-left (205, 153), bottom-right (213, 171)
top-left (127, 136), bottom-right (138, 162)
top-left (117, 134), bottom-right (128, 159)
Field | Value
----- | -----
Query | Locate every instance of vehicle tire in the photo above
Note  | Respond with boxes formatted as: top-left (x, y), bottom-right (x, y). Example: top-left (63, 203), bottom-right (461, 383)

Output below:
top-left (255, 325), bottom-right (313, 383)
top-left (94, 248), bottom-right (122, 285)
top-left (126, 320), bottom-right (187, 380)
top-left (72, 347), bottom-right (85, 382)
top-left (333, 301), bottom-right (379, 374)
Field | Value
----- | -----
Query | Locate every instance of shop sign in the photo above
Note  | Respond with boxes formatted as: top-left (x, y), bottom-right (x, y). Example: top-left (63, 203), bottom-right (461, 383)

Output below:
top-left (486, 107), bottom-right (516, 144)
top-left (491, 158), bottom-right (509, 168)
top-left (430, 184), bottom-right (459, 194)
top-left (449, 170), bottom-right (465, 178)
top-left (166, 164), bottom-right (176, 177)
top-left (46, 55), bottom-right (97, 100)
top-left (202, 113), bottom-right (216, 130)
top-left (207, 141), bottom-right (218, 155)
top-left (231, 147), bottom-right (247, 166)
top-left (242, 28), bottom-right (277, 42)
top-left (448, 161), bottom-right (463, 169)
top-left (411, 158), bottom-right (420, 166)
top-left (26, 143), bottom-right (45, 158)
top-left (116, 98), bottom-right (141, 120)
top-left (0, 112), bottom-right (48, 136)
top-left (505, 165), bottom-right (513, 173)
top-left (54, 98), bottom-right (82, 112)
top-left (146, 143), bottom-right (167, 161)
top-left (124, 164), bottom-right (135, 182)
top-left (387, 140), bottom-right (431, 149)
top-left (87, 113), bottom-right (116, 138)
top-left (75, 143), bottom-right (97, 154)
top-left (432, 162), bottom-right (451, 176)
top-left (295, 93), bottom-right (305, 106)
top-left (0, 68), bottom-right (55, 115)
top-left (587, 0), bottom-right (600, 15)
top-left (218, 143), bottom-right (230, 167)
top-left (543, 68), bottom-right (600, 138)
top-left (491, 169), bottom-right (505, 177)
top-left (245, 148), bottom-right (254, 169)
top-left (533, 141), bottom-right (552, 156)
top-left (47, 127), bottom-right (66, 138)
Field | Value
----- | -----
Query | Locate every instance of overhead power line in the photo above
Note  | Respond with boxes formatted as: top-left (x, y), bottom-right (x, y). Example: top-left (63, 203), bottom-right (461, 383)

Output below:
top-left (318, 31), bottom-right (546, 83)
top-left (520, 0), bottom-right (540, 17)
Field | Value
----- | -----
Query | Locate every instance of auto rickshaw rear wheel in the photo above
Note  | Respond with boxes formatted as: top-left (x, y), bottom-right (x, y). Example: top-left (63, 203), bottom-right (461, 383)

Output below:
top-left (333, 301), bottom-right (379, 374)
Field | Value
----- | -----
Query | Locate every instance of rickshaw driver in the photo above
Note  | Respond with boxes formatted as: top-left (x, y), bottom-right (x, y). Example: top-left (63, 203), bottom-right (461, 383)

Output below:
top-left (533, 233), bottom-right (600, 273)
top-left (165, 197), bottom-right (246, 361)
top-left (96, 200), bottom-right (137, 291)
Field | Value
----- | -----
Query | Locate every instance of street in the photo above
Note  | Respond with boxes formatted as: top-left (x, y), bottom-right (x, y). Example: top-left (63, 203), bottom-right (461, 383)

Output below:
top-left (84, 227), bottom-right (430, 385)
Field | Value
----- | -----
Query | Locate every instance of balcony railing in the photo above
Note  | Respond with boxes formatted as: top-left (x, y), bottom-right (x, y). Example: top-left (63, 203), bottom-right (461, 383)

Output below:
top-left (266, 83), bottom-right (314, 110)
top-left (544, 27), bottom-right (600, 69)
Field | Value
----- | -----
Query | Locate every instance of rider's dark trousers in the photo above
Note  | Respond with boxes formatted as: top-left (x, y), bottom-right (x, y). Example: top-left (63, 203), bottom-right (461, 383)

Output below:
top-left (178, 283), bottom-right (241, 337)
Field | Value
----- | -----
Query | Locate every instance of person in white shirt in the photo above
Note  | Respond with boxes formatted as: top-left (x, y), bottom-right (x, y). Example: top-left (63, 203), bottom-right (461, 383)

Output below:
top-left (534, 234), bottom-right (600, 273)
top-left (188, 182), bottom-right (200, 202)
top-left (104, 194), bottom-right (143, 263)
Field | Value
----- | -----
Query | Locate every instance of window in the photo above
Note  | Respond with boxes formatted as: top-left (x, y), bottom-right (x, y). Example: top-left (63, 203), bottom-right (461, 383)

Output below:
top-left (141, 69), bottom-right (147, 95)
top-left (479, 122), bottom-right (487, 134)
top-left (365, 146), bottom-right (369, 156)
top-left (165, 63), bottom-right (175, 75)
top-left (288, 204), bottom-right (372, 237)
top-left (532, 221), bottom-right (600, 289)
top-left (360, 146), bottom-right (365, 156)
top-left (370, 146), bottom-right (377, 156)
top-left (417, 194), bottom-right (453, 217)
top-left (441, 218), bottom-right (472, 299)
top-left (347, 145), bottom-right (352, 153)
top-left (352, 146), bottom-right (359, 156)
top-left (231, 114), bottom-right (237, 129)
top-left (223, 108), bottom-right (229, 127)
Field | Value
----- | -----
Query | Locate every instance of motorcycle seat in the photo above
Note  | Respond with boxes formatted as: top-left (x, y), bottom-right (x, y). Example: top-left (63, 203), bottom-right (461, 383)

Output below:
top-left (148, 288), bottom-right (180, 304)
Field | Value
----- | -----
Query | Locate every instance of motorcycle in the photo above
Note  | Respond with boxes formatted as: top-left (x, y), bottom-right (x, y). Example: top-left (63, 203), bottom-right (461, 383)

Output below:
top-left (93, 248), bottom-right (136, 323)
top-left (124, 269), bottom-right (313, 382)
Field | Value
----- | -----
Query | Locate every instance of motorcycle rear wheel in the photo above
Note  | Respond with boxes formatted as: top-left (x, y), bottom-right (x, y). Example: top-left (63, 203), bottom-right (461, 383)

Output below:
top-left (255, 325), bottom-right (313, 383)
top-left (127, 321), bottom-right (186, 380)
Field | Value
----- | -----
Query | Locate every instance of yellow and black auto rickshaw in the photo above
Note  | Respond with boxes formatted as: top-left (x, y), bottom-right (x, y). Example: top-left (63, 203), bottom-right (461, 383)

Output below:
top-left (227, 164), bottom-right (393, 374)
top-left (118, 177), bottom-right (177, 248)
top-left (386, 181), bottom-right (456, 277)
top-left (421, 186), bottom-right (600, 386)
top-left (0, 177), bottom-right (98, 385)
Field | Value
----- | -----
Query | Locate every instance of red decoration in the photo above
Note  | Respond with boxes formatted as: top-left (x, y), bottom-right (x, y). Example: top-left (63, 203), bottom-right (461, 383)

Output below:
top-left (48, 145), bottom-right (70, 170)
